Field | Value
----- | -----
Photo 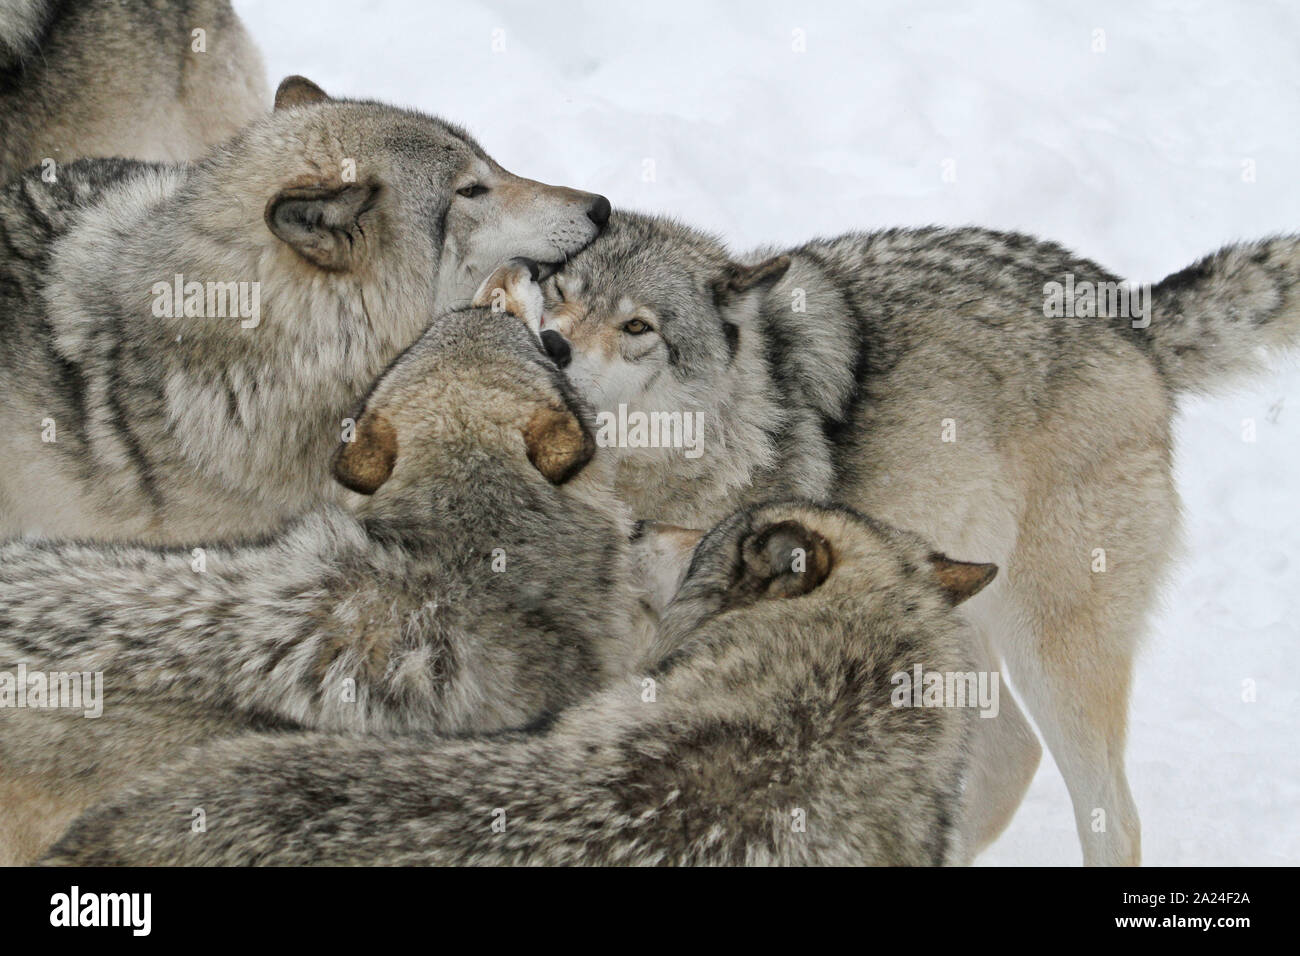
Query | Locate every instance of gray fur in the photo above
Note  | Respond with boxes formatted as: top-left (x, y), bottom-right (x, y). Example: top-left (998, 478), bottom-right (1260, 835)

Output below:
top-left (42, 502), bottom-right (976, 867)
top-left (0, 0), bottom-right (49, 69)
top-left (0, 0), bottom-right (268, 180)
top-left (1143, 238), bottom-right (1300, 392)
top-left (536, 212), bottom-right (1300, 865)
top-left (0, 308), bottom-right (644, 864)
top-left (0, 83), bottom-right (607, 543)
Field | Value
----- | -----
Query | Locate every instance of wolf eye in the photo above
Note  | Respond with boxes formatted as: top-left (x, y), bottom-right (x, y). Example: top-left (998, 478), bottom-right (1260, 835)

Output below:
top-left (456, 184), bottom-right (489, 198)
top-left (622, 318), bottom-right (653, 335)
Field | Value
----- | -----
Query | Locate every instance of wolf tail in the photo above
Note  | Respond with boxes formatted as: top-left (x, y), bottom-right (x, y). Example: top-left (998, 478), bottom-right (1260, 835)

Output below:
top-left (1140, 236), bottom-right (1300, 394)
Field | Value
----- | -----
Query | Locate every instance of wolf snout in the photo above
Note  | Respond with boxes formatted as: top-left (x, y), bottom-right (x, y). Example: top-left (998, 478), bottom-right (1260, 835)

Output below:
top-left (540, 330), bottom-right (572, 368)
top-left (586, 195), bottom-right (611, 231)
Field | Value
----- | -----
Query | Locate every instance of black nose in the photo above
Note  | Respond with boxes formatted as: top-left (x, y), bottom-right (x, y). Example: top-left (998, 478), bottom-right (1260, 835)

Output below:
top-left (586, 195), bottom-right (611, 231)
top-left (540, 329), bottom-right (572, 368)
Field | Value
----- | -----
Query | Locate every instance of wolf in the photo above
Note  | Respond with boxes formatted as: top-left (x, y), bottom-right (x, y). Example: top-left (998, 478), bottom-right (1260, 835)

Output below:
top-left (41, 501), bottom-right (995, 867)
top-left (0, 306), bottom-right (645, 865)
top-left (0, 74), bottom-right (610, 544)
top-left (0, 0), bottom-right (268, 182)
top-left (529, 212), bottom-right (1300, 865)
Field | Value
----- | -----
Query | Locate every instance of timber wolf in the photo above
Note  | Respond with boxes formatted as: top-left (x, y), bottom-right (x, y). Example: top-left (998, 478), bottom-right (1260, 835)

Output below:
top-left (0, 0), bottom-right (267, 181)
top-left (0, 74), bottom-right (609, 544)
top-left (41, 501), bottom-right (994, 866)
top-left (531, 212), bottom-right (1300, 864)
top-left (0, 306), bottom-right (642, 864)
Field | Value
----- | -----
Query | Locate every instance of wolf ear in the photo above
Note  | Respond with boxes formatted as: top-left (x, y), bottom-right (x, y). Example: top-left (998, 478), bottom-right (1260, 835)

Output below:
top-left (712, 255), bottom-right (791, 308)
top-left (927, 553), bottom-right (998, 606)
top-left (737, 519), bottom-right (833, 600)
top-left (333, 411), bottom-right (398, 495)
top-left (265, 183), bottom-right (379, 272)
top-left (521, 404), bottom-right (596, 485)
top-left (274, 75), bottom-right (331, 110)
top-left (628, 521), bottom-right (705, 615)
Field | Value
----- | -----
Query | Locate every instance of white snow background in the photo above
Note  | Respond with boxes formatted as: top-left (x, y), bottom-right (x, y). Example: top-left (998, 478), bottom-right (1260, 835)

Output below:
top-left (233, 0), bottom-right (1300, 865)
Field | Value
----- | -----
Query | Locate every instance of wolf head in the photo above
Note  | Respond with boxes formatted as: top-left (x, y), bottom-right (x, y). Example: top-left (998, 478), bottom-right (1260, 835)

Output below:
top-left (534, 212), bottom-right (788, 415)
top-left (194, 76), bottom-right (609, 320)
top-left (333, 305), bottom-right (606, 508)
top-left (330, 305), bottom-right (647, 681)
top-left (618, 501), bottom-right (992, 865)
top-left (633, 501), bottom-right (997, 667)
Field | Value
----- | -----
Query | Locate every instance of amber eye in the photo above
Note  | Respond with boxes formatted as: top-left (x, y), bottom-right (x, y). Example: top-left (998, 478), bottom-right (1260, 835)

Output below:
top-left (622, 318), bottom-right (652, 335)
top-left (456, 184), bottom-right (489, 198)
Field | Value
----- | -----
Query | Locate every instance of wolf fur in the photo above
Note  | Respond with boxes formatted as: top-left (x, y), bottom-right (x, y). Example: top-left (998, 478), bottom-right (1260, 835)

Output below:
top-left (534, 213), bottom-right (1300, 865)
top-left (41, 501), bottom-right (993, 867)
top-left (0, 75), bottom-right (609, 544)
top-left (0, 307), bottom-right (646, 865)
top-left (0, 0), bottom-right (268, 181)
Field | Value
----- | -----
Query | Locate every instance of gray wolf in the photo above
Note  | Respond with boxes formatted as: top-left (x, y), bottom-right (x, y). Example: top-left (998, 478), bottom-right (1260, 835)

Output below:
top-left (0, 306), bottom-right (643, 864)
top-left (41, 501), bottom-right (994, 866)
top-left (0, 75), bottom-right (610, 544)
top-left (0, 0), bottom-right (267, 181)
top-left (531, 212), bottom-right (1300, 864)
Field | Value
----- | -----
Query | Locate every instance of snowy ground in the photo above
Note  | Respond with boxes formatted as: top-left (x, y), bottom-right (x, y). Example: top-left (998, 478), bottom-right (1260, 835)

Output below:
top-left (233, 0), bottom-right (1300, 865)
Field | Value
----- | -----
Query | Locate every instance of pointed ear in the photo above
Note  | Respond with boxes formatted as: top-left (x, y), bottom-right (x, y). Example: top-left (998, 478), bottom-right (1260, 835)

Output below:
top-left (333, 412), bottom-right (398, 495)
top-left (927, 554), bottom-right (998, 606)
top-left (265, 183), bottom-right (379, 272)
top-left (274, 75), bottom-right (330, 110)
top-left (712, 255), bottom-right (791, 308)
top-left (628, 522), bottom-right (706, 615)
top-left (737, 519), bottom-right (833, 600)
top-left (521, 404), bottom-right (595, 484)
top-left (472, 258), bottom-right (545, 333)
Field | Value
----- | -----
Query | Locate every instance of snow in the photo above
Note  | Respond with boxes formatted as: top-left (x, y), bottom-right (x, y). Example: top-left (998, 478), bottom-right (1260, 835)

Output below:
top-left (233, 0), bottom-right (1300, 864)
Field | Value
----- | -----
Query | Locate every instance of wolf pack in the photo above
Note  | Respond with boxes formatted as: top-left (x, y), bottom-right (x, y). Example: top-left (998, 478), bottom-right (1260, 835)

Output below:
top-left (0, 2), bottom-right (1295, 867)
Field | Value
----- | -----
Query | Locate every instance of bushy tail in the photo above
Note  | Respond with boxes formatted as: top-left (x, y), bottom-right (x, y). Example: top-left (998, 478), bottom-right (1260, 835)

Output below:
top-left (1144, 236), bottom-right (1300, 394)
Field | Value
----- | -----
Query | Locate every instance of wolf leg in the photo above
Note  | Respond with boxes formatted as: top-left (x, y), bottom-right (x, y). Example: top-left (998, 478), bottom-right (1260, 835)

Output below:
top-left (998, 612), bottom-right (1142, 866)
top-left (998, 443), bottom-right (1177, 865)
top-left (954, 614), bottom-right (1042, 860)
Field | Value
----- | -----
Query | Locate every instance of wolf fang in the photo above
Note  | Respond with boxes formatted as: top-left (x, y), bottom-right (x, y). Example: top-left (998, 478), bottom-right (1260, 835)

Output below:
top-left (151, 273), bottom-right (261, 329)
top-left (1042, 274), bottom-right (1150, 328)
top-left (594, 404), bottom-right (704, 458)
top-left (49, 886), bottom-right (151, 936)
